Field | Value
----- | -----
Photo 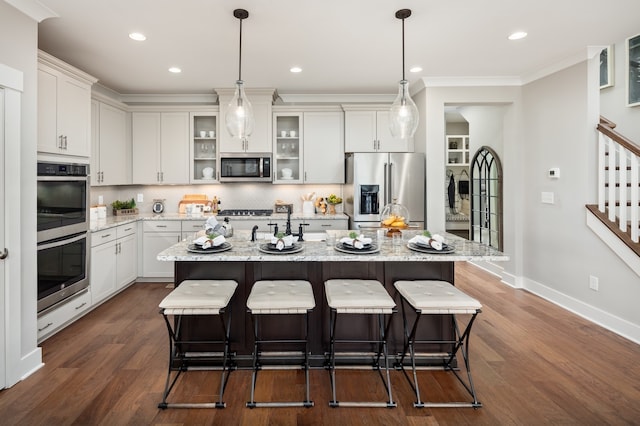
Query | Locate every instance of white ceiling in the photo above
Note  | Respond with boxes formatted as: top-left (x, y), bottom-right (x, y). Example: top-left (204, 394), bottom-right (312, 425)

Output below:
top-left (35, 0), bottom-right (640, 96)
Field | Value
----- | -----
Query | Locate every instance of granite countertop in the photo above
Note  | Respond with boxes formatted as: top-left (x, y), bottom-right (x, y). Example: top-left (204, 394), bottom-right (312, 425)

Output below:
top-left (157, 230), bottom-right (509, 263)
top-left (90, 212), bottom-right (348, 232)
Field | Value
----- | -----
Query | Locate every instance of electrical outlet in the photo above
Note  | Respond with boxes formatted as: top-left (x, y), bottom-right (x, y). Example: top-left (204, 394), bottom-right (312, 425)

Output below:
top-left (589, 275), bottom-right (599, 291)
top-left (137, 193), bottom-right (144, 203)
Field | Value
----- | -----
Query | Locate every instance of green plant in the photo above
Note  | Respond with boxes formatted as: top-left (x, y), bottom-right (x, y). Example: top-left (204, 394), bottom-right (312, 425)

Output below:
top-left (111, 198), bottom-right (136, 210)
top-left (422, 230), bottom-right (432, 238)
top-left (327, 194), bottom-right (342, 204)
top-left (349, 231), bottom-right (358, 239)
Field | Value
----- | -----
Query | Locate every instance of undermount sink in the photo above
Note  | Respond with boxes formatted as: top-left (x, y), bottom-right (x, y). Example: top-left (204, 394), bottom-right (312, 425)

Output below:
top-left (254, 232), bottom-right (327, 242)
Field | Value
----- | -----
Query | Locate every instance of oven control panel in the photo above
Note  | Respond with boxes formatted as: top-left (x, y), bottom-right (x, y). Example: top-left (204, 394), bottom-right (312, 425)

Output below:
top-left (38, 162), bottom-right (88, 177)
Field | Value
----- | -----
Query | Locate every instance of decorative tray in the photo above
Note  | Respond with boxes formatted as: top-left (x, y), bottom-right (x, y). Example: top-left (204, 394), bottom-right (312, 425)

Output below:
top-left (334, 242), bottom-right (380, 255)
top-left (187, 242), bottom-right (233, 254)
top-left (258, 243), bottom-right (304, 254)
top-left (407, 242), bottom-right (455, 254)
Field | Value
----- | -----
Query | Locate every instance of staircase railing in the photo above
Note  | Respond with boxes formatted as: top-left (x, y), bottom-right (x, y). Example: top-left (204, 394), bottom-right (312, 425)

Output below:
top-left (596, 117), bottom-right (640, 243)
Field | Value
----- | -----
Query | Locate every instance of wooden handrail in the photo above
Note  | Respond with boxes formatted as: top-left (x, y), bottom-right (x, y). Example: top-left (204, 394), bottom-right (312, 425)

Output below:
top-left (597, 117), bottom-right (640, 157)
top-left (599, 115), bottom-right (616, 129)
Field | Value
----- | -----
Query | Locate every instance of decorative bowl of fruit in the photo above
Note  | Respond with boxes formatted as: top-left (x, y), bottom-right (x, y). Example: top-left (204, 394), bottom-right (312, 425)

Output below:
top-left (380, 199), bottom-right (409, 236)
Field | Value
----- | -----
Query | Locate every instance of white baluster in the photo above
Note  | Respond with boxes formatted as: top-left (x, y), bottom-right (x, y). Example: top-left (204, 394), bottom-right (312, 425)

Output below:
top-left (619, 148), bottom-right (628, 233)
top-left (631, 153), bottom-right (639, 243)
top-left (607, 138), bottom-right (617, 222)
top-left (598, 133), bottom-right (606, 212)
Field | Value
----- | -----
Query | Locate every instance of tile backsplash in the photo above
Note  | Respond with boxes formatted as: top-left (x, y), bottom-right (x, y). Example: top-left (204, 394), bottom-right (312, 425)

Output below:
top-left (91, 183), bottom-right (344, 216)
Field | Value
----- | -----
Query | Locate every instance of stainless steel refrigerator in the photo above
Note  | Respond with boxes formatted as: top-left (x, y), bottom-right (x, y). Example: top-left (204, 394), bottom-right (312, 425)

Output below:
top-left (344, 152), bottom-right (425, 229)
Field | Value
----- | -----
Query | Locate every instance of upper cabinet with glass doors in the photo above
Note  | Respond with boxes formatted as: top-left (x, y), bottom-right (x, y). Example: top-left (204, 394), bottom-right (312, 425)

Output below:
top-left (190, 112), bottom-right (219, 183)
top-left (273, 113), bottom-right (303, 183)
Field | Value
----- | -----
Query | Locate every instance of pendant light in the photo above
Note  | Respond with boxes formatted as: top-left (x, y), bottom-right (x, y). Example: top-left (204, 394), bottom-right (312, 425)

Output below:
top-left (389, 9), bottom-right (419, 140)
top-left (225, 8), bottom-right (254, 139)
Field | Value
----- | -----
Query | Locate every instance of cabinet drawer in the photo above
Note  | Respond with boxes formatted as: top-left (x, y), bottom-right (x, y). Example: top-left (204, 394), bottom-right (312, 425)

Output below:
top-left (91, 228), bottom-right (117, 247)
top-left (117, 223), bottom-right (137, 238)
top-left (181, 220), bottom-right (207, 233)
top-left (37, 290), bottom-right (91, 342)
top-left (143, 220), bottom-right (181, 233)
top-left (296, 219), bottom-right (348, 232)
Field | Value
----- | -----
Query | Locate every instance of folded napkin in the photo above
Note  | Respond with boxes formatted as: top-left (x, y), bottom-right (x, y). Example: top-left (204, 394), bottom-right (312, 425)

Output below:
top-left (339, 234), bottom-right (373, 249)
top-left (193, 234), bottom-right (226, 249)
top-left (270, 234), bottom-right (295, 250)
top-left (409, 234), bottom-right (445, 250)
top-left (204, 216), bottom-right (226, 236)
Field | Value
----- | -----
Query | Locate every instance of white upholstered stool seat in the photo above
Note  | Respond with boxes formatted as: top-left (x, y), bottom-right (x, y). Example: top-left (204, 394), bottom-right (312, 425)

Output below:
top-left (394, 279), bottom-right (482, 409)
top-left (246, 280), bottom-right (315, 314)
top-left (324, 279), bottom-right (397, 408)
top-left (158, 279), bottom-right (238, 410)
top-left (159, 279), bottom-right (238, 315)
top-left (246, 280), bottom-right (315, 408)
top-left (325, 279), bottom-right (395, 314)
top-left (394, 280), bottom-right (482, 314)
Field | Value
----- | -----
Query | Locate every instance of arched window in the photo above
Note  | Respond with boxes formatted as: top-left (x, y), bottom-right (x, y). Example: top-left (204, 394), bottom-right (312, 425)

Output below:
top-left (470, 146), bottom-right (503, 250)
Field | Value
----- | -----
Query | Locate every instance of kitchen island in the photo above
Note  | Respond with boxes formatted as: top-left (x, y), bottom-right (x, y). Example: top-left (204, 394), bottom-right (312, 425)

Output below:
top-left (157, 231), bottom-right (508, 365)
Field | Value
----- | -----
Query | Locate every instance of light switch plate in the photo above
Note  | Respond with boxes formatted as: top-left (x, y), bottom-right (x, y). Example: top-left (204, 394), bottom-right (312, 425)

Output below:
top-left (541, 192), bottom-right (555, 204)
top-left (548, 167), bottom-right (560, 179)
top-left (137, 193), bottom-right (144, 202)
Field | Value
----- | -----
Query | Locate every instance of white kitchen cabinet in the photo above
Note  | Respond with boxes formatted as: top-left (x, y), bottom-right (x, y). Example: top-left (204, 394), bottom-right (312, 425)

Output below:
top-left (217, 88), bottom-right (274, 153)
top-left (273, 113), bottom-right (303, 183)
top-left (446, 135), bottom-right (470, 166)
top-left (142, 221), bottom-right (182, 278)
top-left (90, 223), bottom-right (137, 305)
top-left (302, 111), bottom-right (344, 184)
top-left (37, 289), bottom-right (91, 342)
top-left (37, 51), bottom-right (97, 158)
top-left (132, 112), bottom-right (189, 184)
top-left (91, 99), bottom-right (130, 185)
top-left (291, 218), bottom-right (348, 232)
top-left (343, 107), bottom-right (412, 153)
top-left (272, 108), bottom-right (344, 184)
top-left (190, 112), bottom-right (219, 183)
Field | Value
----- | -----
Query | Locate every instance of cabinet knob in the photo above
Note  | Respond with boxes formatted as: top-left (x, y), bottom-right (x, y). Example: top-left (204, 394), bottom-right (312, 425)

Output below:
top-left (0, 247), bottom-right (7, 259)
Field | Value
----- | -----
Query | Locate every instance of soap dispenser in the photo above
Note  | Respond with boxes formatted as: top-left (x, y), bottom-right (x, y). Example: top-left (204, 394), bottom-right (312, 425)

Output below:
top-left (222, 217), bottom-right (233, 237)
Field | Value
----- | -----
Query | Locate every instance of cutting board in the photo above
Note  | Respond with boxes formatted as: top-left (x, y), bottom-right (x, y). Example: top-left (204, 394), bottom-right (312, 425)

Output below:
top-left (178, 194), bottom-right (210, 213)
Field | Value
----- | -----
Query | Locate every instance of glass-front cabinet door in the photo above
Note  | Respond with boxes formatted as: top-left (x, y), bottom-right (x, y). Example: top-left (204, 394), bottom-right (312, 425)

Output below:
top-left (190, 112), bottom-right (218, 183)
top-left (273, 113), bottom-right (303, 184)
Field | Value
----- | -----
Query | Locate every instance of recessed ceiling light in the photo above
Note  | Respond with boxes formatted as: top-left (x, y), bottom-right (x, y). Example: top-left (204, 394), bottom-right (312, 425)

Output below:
top-left (129, 32), bottom-right (146, 41)
top-left (508, 31), bottom-right (527, 40)
top-left (409, 66), bottom-right (422, 73)
top-left (290, 66), bottom-right (302, 73)
top-left (168, 67), bottom-right (182, 74)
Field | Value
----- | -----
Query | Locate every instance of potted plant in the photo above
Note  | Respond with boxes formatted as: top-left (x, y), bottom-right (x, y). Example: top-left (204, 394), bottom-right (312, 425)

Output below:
top-left (111, 198), bottom-right (138, 216)
top-left (326, 194), bottom-right (342, 215)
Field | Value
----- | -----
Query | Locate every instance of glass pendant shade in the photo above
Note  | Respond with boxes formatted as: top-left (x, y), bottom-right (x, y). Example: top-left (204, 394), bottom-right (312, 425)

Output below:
top-left (225, 80), bottom-right (254, 138)
top-left (389, 79), bottom-right (419, 139)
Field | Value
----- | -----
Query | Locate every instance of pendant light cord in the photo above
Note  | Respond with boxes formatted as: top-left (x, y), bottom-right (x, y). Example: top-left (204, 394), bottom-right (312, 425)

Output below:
top-left (238, 17), bottom-right (243, 81)
top-left (401, 16), bottom-right (405, 81)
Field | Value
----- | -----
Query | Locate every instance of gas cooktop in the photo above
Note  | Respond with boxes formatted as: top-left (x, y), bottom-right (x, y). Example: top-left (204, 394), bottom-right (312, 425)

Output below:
top-left (217, 209), bottom-right (273, 216)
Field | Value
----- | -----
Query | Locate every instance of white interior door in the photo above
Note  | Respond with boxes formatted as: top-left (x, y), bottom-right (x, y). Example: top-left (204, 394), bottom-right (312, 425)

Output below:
top-left (0, 86), bottom-right (6, 389)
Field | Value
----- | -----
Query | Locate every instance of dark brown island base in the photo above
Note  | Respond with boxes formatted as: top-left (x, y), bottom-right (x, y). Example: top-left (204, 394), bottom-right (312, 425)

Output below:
top-left (158, 231), bottom-right (508, 367)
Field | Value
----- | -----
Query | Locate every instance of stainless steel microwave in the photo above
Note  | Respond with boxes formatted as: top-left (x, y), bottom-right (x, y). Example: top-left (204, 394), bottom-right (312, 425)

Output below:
top-left (219, 153), bottom-right (272, 182)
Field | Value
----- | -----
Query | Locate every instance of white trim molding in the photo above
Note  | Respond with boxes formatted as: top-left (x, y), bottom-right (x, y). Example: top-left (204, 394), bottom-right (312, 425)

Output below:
top-left (4, 0), bottom-right (58, 22)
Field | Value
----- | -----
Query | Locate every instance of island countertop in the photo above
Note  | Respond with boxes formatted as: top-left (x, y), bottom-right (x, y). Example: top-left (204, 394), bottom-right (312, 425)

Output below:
top-left (157, 230), bottom-right (509, 262)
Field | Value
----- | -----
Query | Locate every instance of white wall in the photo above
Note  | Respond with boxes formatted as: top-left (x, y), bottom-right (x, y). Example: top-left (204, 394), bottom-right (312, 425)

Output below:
top-left (0, 1), bottom-right (42, 386)
top-left (522, 58), bottom-right (640, 339)
top-left (418, 83), bottom-right (523, 281)
top-left (600, 37), bottom-right (640, 142)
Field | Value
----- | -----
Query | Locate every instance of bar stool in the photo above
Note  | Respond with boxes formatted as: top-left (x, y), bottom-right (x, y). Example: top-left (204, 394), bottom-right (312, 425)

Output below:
top-left (157, 279), bottom-right (238, 409)
top-left (246, 280), bottom-right (315, 408)
top-left (394, 280), bottom-right (482, 408)
top-left (324, 279), bottom-right (397, 408)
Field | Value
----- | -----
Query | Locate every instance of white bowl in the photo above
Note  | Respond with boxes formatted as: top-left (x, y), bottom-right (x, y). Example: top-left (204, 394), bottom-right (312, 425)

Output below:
top-left (281, 168), bottom-right (292, 178)
top-left (202, 167), bottom-right (214, 178)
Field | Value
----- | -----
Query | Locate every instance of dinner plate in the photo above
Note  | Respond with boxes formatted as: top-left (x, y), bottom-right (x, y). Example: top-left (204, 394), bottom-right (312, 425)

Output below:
top-left (407, 242), bottom-right (455, 254)
top-left (187, 242), bottom-right (232, 254)
top-left (258, 242), bottom-right (304, 254)
top-left (334, 242), bottom-right (380, 254)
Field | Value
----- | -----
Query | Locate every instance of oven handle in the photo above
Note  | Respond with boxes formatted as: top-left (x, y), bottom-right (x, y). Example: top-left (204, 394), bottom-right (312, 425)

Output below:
top-left (37, 175), bottom-right (88, 182)
top-left (38, 233), bottom-right (86, 251)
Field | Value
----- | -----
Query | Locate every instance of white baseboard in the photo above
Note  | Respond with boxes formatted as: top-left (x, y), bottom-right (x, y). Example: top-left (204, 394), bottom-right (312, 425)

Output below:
top-left (523, 276), bottom-right (640, 345)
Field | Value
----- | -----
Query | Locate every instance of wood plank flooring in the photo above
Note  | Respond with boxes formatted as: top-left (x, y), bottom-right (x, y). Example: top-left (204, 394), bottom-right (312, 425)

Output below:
top-left (1, 262), bottom-right (640, 425)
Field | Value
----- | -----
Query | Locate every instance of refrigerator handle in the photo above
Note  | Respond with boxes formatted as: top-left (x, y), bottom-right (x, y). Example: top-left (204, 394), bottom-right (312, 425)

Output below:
top-left (388, 162), bottom-right (394, 203)
top-left (384, 162), bottom-right (389, 205)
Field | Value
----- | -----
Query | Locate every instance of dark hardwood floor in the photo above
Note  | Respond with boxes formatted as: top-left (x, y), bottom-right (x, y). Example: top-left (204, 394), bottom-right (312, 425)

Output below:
top-left (2, 262), bottom-right (640, 425)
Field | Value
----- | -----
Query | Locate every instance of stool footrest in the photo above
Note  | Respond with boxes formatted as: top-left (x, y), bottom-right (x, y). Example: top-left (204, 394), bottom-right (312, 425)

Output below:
top-left (159, 402), bottom-right (226, 409)
top-left (247, 401), bottom-right (314, 408)
top-left (330, 401), bottom-right (397, 408)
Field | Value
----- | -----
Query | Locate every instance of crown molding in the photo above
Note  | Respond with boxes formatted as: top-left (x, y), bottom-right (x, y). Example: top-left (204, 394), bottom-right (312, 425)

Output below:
top-left (119, 93), bottom-right (218, 106)
top-left (5, 0), bottom-right (57, 22)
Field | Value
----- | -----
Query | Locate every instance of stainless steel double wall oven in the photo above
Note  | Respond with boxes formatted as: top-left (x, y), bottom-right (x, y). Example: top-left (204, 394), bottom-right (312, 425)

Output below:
top-left (37, 162), bottom-right (90, 313)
